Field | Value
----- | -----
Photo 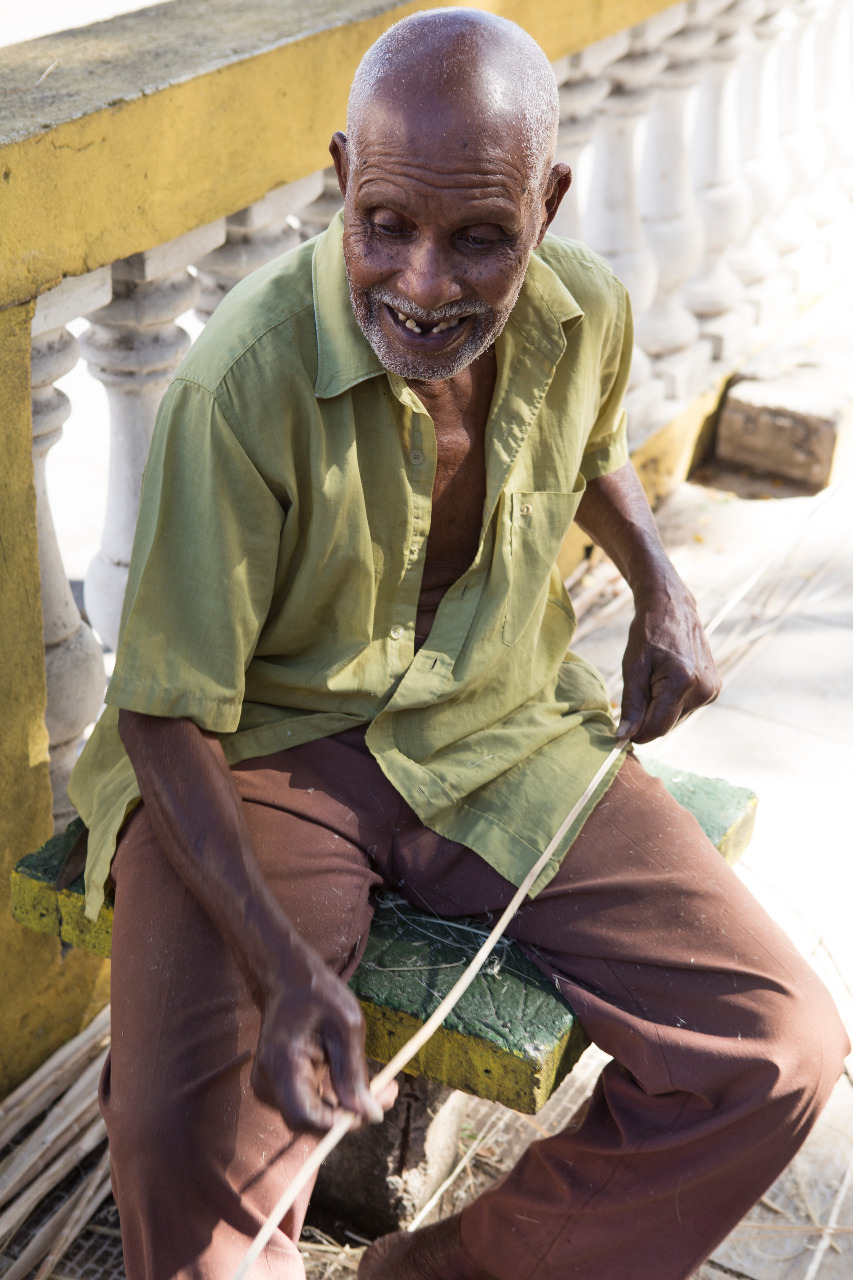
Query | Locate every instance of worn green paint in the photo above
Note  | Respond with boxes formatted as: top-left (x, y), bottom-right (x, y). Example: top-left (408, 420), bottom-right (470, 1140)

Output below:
top-left (10, 764), bottom-right (756, 1113)
top-left (638, 759), bottom-right (758, 864)
top-left (356, 897), bottom-right (590, 1112)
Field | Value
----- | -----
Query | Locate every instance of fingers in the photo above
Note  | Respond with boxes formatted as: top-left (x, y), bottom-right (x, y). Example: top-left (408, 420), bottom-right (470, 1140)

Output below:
top-left (325, 1012), bottom-right (384, 1126)
top-left (630, 675), bottom-right (688, 743)
top-left (280, 1057), bottom-right (344, 1132)
top-left (626, 659), bottom-right (720, 745)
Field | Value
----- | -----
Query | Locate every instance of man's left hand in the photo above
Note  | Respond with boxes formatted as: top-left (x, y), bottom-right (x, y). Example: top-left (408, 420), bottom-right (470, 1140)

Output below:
top-left (616, 577), bottom-right (721, 744)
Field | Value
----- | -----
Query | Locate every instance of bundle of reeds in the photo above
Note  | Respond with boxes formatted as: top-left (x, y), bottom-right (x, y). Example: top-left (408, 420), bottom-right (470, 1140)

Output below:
top-left (0, 1006), bottom-right (111, 1280)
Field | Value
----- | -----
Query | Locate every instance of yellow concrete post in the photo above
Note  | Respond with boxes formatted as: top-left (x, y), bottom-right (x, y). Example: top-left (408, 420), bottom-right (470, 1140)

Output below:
top-left (0, 304), bottom-right (110, 1098)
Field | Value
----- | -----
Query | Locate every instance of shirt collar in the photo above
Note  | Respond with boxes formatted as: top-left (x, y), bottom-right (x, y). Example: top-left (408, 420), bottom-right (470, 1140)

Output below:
top-left (312, 211), bottom-right (584, 400)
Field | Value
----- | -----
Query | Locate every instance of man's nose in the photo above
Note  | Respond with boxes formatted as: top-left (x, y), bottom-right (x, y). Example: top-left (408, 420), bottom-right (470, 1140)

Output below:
top-left (395, 235), bottom-right (462, 313)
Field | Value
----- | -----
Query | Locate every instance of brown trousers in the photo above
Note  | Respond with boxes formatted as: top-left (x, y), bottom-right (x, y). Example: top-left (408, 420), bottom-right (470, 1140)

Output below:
top-left (101, 729), bottom-right (848, 1280)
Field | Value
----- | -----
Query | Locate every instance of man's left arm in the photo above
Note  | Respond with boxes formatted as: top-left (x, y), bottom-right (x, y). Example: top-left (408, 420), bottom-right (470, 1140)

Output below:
top-left (575, 460), bottom-right (721, 743)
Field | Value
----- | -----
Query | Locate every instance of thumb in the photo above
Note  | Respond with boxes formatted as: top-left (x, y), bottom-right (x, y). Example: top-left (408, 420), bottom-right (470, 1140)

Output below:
top-left (616, 667), bottom-right (650, 741)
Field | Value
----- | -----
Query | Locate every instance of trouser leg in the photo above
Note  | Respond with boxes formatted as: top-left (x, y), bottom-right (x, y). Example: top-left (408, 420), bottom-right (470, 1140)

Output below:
top-left (102, 738), bottom-right (390, 1280)
top-left (390, 754), bottom-right (849, 1280)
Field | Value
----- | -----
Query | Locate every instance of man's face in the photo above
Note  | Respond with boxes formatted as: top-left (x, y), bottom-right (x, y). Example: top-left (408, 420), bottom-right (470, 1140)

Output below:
top-left (332, 101), bottom-right (554, 382)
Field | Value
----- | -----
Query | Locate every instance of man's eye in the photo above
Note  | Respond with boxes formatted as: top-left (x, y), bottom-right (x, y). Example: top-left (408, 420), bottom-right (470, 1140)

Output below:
top-left (462, 231), bottom-right (504, 249)
top-left (372, 218), bottom-right (405, 236)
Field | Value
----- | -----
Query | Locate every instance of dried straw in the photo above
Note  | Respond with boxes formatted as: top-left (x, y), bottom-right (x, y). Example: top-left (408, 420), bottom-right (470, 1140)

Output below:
top-left (33, 1146), bottom-right (112, 1280)
top-left (0, 1052), bottom-right (107, 1210)
top-left (0, 1115), bottom-right (107, 1251)
top-left (0, 1185), bottom-right (81, 1280)
top-left (0, 1008), bottom-right (110, 1152)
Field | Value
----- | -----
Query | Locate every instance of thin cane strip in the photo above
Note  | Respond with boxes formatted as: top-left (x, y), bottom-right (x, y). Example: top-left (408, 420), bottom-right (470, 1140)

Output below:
top-left (801, 1159), bottom-right (853, 1280)
top-left (232, 739), bottom-right (628, 1280)
top-left (232, 1114), bottom-right (355, 1279)
top-left (406, 1109), bottom-right (514, 1233)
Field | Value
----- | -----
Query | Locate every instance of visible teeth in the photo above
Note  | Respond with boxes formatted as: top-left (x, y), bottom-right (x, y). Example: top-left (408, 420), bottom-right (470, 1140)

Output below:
top-left (405, 318), bottom-right (422, 333)
top-left (432, 316), bottom-right (462, 333)
top-left (396, 311), bottom-right (407, 321)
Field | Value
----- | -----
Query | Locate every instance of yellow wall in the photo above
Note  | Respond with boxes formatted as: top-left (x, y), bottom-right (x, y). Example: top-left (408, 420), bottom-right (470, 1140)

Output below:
top-left (0, 307), bottom-right (110, 1096)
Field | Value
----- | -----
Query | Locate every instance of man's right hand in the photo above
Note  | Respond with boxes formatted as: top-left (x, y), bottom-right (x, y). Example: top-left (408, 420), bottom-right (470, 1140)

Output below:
top-left (118, 710), bottom-right (397, 1134)
top-left (251, 940), bottom-right (392, 1132)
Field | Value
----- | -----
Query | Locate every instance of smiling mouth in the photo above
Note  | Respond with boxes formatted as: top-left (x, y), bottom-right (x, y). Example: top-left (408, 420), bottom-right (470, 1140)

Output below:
top-left (385, 304), bottom-right (471, 340)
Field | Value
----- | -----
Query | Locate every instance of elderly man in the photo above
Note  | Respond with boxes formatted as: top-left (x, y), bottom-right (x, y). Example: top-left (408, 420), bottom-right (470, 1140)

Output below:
top-left (70, 9), bottom-right (847, 1280)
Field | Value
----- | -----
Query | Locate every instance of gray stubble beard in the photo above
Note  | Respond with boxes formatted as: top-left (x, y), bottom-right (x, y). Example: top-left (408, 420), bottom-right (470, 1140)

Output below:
top-left (346, 277), bottom-right (522, 382)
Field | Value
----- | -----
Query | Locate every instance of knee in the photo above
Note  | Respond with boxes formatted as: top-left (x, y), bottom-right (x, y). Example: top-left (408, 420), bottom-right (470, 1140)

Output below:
top-left (735, 968), bottom-right (849, 1128)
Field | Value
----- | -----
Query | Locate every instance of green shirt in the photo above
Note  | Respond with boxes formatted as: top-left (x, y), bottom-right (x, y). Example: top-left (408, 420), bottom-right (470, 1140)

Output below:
top-left (70, 212), bottom-right (633, 922)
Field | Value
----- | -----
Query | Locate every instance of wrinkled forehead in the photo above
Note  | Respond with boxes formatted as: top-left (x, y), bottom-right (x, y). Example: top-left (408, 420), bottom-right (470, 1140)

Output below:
top-left (349, 87), bottom-right (541, 198)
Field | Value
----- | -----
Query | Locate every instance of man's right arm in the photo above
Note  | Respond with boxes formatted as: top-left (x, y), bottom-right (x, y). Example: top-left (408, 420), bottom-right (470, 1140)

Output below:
top-left (117, 708), bottom-right (385, 1132)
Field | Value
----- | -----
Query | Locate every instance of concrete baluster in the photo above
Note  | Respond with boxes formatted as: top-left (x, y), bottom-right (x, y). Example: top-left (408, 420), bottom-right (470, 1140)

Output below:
top-left (80, 222), bottom-right (225, 652)
top-left (816, 0), bottom-right (853, 199)
top-left (584, 17), bottom-right (682, 446)
top-left (194, 171), bottom-right (325, 322)
top-left (296, 167), bottom-right (347, 241)
top-left (31, 271), bottom-right (112, 829)
top-left (728, 1), bottom-right (797, 326)
top-left (812, 0), bottom-right (853, 264)
top-left (820, 0), bottom-right (853, 198)
top-left (792, 0), bottom-right (848, 227)
top-left (637, 3), bottom-right (717, 401)
top-left (550, 33), bottom-right (629, 241)
top-left (767, 0), bottom-right (833, 288)
top-left (685, 0), bottom-right (762, 361)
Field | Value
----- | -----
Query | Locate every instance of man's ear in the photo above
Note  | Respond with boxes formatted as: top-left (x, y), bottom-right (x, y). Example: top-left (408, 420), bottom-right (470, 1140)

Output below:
top-left (535, 163), bottom-right (572, 245)
top-left (329, 132), bottom-right (350, 199)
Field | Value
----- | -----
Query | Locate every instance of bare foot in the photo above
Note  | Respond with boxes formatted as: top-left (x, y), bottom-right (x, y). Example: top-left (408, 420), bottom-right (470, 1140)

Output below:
top-left (358, 1213), bottom-right (495, 1279)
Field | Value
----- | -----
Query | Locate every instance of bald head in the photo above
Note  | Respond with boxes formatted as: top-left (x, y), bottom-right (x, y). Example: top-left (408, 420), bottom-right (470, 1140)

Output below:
top-left (347, 8), bottom-right (559, 193)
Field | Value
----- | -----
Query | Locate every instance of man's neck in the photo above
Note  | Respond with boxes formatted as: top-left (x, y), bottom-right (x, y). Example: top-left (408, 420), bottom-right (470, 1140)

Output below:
top-left (405, 345), bottom-right (496, 422)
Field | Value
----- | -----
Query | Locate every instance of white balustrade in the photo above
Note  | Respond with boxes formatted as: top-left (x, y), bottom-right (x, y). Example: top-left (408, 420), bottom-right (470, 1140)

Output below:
top-left (728, 0), bottom-right (794, 324)
top-left (195, 171), bottom-right (325, 322)
top-left (769, 0), bottom-right (831, 289)
top-left (637, 4), bottom-right (716, 400)
top-left (296, 168), bottom-right (345, 240)
top-left (550, 33), bottom-right (629, 240)
top-left (818, 0), bottom-right (853, 199)
top-left (811, 0), bottom-right (853, 266)
top-left (585, 11), bottom-right (685, 444)
top-left (80, 222), bottom-right (226, 651)
top-left (685, 0), bottom-right (762, 361)
top-left (816, 0), bottom-right (853, 200)
top-left (31, 271), bottom-right (112, 829)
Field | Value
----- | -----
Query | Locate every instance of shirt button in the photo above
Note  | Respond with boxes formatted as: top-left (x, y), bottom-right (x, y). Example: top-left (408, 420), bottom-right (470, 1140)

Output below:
top-left (390, 625), bottom-right (404, 640)
top-left (410, 449), bottom-right (424, 465)
top-left (520, 502), bottom-right (533, 515)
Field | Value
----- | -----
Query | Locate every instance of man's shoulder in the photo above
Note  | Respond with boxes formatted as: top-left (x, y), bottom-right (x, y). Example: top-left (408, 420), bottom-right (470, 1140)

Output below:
top-left (534, 234), bottom-right (627, 318)
top-left (176, 234), bottom-right (320, 395)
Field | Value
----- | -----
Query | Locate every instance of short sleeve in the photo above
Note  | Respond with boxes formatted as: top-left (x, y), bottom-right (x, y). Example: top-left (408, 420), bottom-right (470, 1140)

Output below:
top-left (105, 377), bottom-right (285, 733)
top-left (579, 280), bottom-right (633, 483)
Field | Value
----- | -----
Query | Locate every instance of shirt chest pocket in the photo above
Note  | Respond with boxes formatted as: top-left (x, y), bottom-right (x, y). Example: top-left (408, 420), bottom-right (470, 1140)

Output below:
top-left (502, 479), bottom-right (586, 647)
